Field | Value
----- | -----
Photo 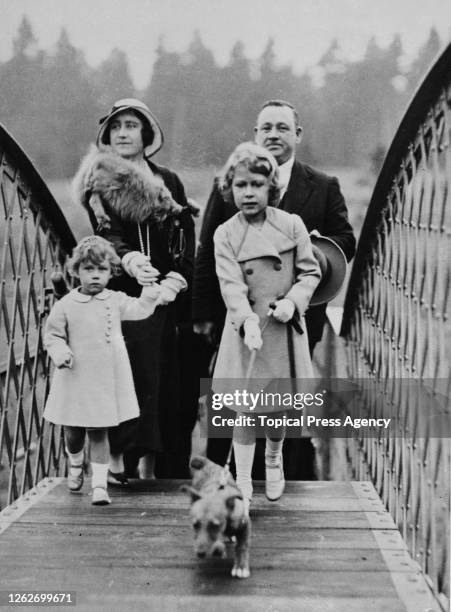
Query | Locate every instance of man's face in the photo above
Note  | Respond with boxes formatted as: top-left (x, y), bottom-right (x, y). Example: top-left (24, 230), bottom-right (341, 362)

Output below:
top-left (254, 105), bottom-right (302, 165)
top-left (109, 111), bottom-right (144, 161)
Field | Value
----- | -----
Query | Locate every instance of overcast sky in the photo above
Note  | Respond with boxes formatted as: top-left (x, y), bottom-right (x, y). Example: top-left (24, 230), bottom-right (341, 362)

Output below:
top-left (2, 0), bottom-right (450, 88)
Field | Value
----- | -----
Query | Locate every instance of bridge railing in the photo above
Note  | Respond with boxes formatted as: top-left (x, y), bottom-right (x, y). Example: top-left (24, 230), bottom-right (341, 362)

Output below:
top-left (341, 44), bottom-right (451, 609)
top-left (0, 125), bottom-right (76, 509)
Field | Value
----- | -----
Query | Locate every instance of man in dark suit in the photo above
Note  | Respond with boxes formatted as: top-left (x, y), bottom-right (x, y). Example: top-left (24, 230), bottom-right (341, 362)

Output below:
top-left (192, 99), bottom-right (356, 479)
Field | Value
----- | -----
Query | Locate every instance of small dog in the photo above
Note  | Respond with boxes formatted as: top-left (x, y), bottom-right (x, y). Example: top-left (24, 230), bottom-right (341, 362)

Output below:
top-left (181, 455), bottom-right (251, 579)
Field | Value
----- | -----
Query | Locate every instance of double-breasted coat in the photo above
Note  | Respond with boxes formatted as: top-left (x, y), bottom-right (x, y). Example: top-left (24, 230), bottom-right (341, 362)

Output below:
top-left (193, 160), bottom-right (356, 349)
top-left (212, 207), bottom-right (321, 408)
top-left (43, 288), bottom-right (159, 428)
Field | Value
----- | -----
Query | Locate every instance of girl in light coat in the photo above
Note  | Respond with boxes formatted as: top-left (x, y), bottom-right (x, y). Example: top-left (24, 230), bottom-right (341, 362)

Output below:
top-left (213, 143), bottom-right (321, 510)
top-left (43, 236), bottom-right (168, 505)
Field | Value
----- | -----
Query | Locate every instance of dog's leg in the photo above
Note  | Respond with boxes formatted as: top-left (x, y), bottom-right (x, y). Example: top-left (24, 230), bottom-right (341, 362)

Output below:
top-left (231, 520), bottom-right (251, 579)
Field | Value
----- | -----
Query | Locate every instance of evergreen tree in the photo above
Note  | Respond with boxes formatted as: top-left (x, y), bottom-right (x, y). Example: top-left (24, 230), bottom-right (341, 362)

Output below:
top-left (0, 17), bottom-right (45, 159)
top-left (407, 28), bottom-right (441, 94)
top-left (95, 48), bottom-right (136, 109)
top-left (144, 36), bottom-right (185, 166)
top-left (212, 41), bottom-right (253, 161)
top-left (176, 31), bottom-right (220, 166)
top-left (38, 28), bottom-right (98, 176)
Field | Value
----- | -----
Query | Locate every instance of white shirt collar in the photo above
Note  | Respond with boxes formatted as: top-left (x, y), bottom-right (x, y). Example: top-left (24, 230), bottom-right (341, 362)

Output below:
top-left (278, 157), bottom-right (295, 197)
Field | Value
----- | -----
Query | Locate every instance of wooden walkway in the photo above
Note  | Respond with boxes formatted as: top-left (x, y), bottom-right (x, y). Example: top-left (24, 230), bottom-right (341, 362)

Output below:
top-left (0, 478), bottom-right (441, 612)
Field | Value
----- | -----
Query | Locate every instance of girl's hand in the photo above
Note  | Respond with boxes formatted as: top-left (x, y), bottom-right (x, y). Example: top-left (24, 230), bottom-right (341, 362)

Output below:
top-left (55, 349), bottom-right (73, 369)
top-left (141, 284), bottom-right (162, 300)
top-left (156, 271), bottom-right (187, 303)
top-left (271, 298), bottom-right (295, 323)
top-left (243, 317), bottom-right (263, 351)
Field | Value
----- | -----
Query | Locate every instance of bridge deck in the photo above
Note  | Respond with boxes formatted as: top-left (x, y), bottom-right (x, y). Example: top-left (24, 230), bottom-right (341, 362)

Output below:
top-left (0, 479), bottom-right (440, 611)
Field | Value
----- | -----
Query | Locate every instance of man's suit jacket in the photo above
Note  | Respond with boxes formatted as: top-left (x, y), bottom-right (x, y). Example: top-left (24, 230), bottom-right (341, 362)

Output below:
top-left (192, 160), bottom-right (356, 348)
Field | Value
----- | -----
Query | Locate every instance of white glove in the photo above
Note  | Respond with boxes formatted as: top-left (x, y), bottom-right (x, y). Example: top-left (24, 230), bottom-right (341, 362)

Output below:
top-left (157, 286), bottom-right (178, 305)
top-left (53, 348), bottom-right (73, 369)
top-left (156, 272), bottom-right (187, 305)
top-left (243, 316), bottom-right (263, 351)
top-left (136, 263), bottom-right (160, 286)
top-left (271, 298), bottom-right (295, 323)
top-left (127, 253), bottom-right (160, 285)
top-left (141, 284), bottom-right (162, 301)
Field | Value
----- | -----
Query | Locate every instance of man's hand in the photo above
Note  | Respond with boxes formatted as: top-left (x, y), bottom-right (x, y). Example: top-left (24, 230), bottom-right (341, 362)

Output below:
top-left (271, 298), bottom-right (295, 323)
top-left (243, 317), bottom-right (262, 351)
top-left (193, 321), bottom-right (216, 345)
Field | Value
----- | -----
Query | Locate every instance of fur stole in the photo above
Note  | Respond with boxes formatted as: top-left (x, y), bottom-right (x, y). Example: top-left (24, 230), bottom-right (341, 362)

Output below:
top-left (72, 146), bottom-right (183, 228)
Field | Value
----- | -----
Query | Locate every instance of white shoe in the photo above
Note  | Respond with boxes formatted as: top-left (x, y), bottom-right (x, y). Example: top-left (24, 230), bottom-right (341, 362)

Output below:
top-left (91, 487), bottom-right (111, 506)
top-left (265, 462), bottom-right (285, 501)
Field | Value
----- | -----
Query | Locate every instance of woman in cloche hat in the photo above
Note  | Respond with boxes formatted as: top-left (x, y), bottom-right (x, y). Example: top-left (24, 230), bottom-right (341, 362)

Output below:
top-left (73, 98), bottom-right (196, 482)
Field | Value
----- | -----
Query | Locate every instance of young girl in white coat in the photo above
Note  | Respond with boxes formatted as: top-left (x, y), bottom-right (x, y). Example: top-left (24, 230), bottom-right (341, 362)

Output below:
top-left (43, 236), bottom-right (177, 505)
top-left (213, 143), bottom-right (321, 511)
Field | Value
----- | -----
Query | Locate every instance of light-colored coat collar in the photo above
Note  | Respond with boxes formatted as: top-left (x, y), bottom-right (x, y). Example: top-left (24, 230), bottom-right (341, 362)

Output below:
top-left (69, 288), bottom-right (111, 302)
top-left (231, 208), bottom-right (297, 263)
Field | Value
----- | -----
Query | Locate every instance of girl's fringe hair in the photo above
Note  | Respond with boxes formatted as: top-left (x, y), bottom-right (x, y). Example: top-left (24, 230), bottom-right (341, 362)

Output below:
top-left (68, 235), bottom-right (122, 277)
top-left (218, 142), bottom-right (281, 207)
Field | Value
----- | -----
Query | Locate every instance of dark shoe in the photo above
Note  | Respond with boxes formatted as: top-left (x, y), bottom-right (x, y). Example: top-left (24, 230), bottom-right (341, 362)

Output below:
top-left (107, 470), bottom-right (129, 486)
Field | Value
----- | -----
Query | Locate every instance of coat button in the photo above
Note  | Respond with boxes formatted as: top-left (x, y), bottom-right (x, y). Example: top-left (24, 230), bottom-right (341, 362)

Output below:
top-left (246, 268), bottom-right (253, 275)
top-left (273, 262), bottom-right (282, 271)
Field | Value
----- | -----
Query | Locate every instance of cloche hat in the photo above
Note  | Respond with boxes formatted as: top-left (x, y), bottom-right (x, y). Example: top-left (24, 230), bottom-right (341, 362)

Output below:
top-left (97, 98), bottom-right (164, 158)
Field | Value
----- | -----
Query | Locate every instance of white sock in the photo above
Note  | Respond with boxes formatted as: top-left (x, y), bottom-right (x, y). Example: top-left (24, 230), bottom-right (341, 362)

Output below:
top-left (91, 462), bottom-right (108, 489)
top-left (67, 449), bottom-right (84, 473)
top-left (109, 453), bottom-right (124, 473)
top-left (265, 438), bottom-right (284, 466)
top-left (233, 441), bottom-right (255, 501)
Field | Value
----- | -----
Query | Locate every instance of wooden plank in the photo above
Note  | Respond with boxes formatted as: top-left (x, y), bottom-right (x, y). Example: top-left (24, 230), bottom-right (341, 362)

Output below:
top-left (0, 523), bottom-right (403, 549)
top-left (77, 594), bottom-right (407, 612)
top-left (29, 492), bottom-right (386, 513)
top-left (121, 479), bottom-right (359, 497)
top-left (0, 529), bottom-right (399, 572)
top-left (11, 509), bottom-right (383, 530)
top-left (0, 564), bottom-right (403, 598)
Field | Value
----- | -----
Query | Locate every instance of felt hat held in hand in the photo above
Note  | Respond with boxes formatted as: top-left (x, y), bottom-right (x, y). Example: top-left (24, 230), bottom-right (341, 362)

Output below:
top-left (309, 234), bottom-right (347, 306)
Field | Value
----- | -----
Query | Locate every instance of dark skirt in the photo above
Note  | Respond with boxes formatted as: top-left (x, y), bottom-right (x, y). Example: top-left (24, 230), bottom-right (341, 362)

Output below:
top-left (108, 304), bottom-right (179, 458)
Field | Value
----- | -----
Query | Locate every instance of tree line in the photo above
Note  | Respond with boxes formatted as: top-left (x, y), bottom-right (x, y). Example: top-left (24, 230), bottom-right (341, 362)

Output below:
top-left (0, 17), bottom-right (443, 178)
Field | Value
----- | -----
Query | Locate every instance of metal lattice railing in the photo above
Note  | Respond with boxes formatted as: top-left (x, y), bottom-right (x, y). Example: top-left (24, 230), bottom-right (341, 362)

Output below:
top-left (0, 124), bottom-right (76, 509)
top-left (341, 44), bottom-right (451, 609)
